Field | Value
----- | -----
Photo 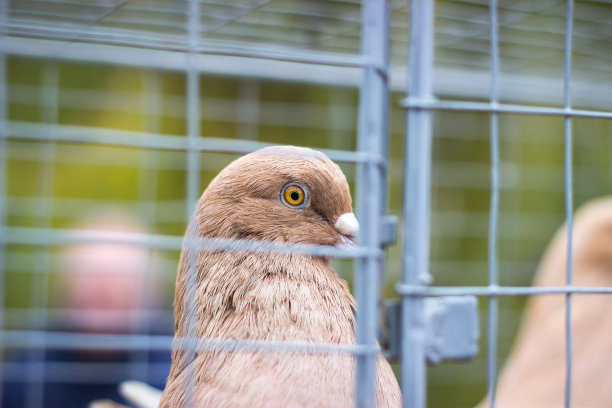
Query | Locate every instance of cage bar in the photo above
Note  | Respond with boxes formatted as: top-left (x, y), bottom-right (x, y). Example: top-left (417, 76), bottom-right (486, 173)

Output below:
top-left (23, 61), bottom-right (59, 408)
top-left (354, 0), bottom-right (390, 406)
top-left (487, 0), bottom-right (501, 406)
top-left (401, 0), bottom-right (435, 407)
top-left (4, 226), bottom-right (379, 262)
top-left (396, 285), bottom-right (612, 297)
top-left (563, 0), bottom-right (575, 407)
top-left (1, 330), bottom-right (375, 356)
top-left (0, 0), bottom-right (9, 403)
top-left (126, 70), bottom-right (164, 384)
top-left (182, 1), bottom-right (205, 404)
top-left (400, 100), bottom-right (612, 120)
top-left (5, 121), bottom-right (381, 163)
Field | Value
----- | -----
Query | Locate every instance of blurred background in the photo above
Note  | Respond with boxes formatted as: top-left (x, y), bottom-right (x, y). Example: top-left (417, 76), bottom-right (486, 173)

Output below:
top-left (1, 0), bottom-right (612, 407)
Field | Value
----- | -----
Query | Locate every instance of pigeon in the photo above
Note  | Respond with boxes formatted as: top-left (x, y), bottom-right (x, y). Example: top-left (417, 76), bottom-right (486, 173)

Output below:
top-left (477, 197), bottom-right (612, 408)
top-left (156, 146), bottom-right (401, 408)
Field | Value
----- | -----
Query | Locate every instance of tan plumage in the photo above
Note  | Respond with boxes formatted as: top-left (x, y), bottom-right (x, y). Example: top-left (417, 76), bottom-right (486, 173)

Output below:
top-left (160, 146), bottom-right (401, 408)
top-left (477, 197), bottom-right (612, 408)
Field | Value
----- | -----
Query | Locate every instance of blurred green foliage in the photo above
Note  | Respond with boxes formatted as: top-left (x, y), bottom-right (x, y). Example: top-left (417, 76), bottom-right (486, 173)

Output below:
top-left (4, 56), bottom-right (612, 407)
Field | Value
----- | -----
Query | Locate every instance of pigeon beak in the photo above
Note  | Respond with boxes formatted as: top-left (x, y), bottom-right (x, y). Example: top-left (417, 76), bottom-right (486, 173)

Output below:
top-left (334, 212), bottom-right (359, 242)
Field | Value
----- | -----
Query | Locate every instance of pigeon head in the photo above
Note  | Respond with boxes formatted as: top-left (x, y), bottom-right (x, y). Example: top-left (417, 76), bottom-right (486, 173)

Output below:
top-left (196, 145), bottom-right (358, 247)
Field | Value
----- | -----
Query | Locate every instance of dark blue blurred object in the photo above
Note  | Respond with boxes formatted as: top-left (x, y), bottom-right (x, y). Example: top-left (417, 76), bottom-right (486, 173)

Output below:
top-left (2, 333), bottom-right (171, 408)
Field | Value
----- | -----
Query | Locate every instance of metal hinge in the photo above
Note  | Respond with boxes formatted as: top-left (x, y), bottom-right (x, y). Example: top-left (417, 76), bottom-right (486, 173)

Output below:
top-left (382, 296), bottom-right (479, 364)
top-left (380, 215), bottom-right (397, 248)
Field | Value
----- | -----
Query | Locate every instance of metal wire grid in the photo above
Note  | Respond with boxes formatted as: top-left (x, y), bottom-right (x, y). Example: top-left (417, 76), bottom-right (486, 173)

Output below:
top-left (0, 0), bottom-right (612, 407)
top-left (400, 0), bottom-right (610, 407)
top-left (0, 0), bottom-right (391, 407)
top-left (4, 0), bottom-right (612, 104)
top-left (4, 0), bottom-right (612, 79)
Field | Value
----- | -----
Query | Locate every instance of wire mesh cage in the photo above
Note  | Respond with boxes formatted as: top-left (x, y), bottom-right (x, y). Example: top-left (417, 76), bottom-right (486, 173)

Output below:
top-left (1, 0), bottom-right (612, 407)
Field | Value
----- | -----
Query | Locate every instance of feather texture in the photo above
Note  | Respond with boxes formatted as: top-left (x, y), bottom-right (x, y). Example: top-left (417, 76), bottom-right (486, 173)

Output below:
top-left (160, 146), bottom-right (401, 408)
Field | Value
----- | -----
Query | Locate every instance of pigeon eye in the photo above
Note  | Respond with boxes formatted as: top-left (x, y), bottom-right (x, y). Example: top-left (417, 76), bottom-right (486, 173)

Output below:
top-left (281, 182), bottom-right (309, 209)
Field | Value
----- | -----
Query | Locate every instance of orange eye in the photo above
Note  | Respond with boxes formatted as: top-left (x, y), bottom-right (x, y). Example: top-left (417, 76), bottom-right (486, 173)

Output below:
top-left (281, 183), bottom-right (309, 209)
top-left (284, 185), bottom-right (305, 206)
